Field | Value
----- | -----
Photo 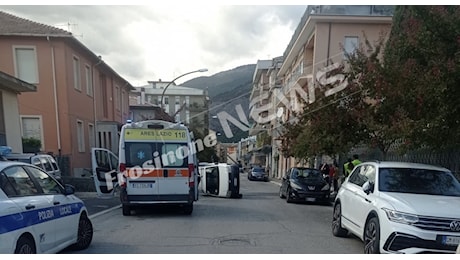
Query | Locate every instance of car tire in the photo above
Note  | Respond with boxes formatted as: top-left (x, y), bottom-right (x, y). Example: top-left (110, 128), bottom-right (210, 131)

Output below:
top-left (332, 202), bottom-right (348, 237)
top-left (70, 213), bottom-right (93, 251)
top-left (286, 187), bottom-right (293, 203)
top-left (122, 204), bottom-right (131, 216)
top-left (183, 203), bottom-right (193, 215)
top-left (364, 217), bottom-right (380, 254)
top-left (279, 186), bottom-right (285, 198)
top-left (15, 235), bottom-right (36, 254)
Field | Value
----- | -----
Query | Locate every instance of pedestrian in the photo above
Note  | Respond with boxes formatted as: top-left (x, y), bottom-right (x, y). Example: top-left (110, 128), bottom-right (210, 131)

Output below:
top-left (320, 162), bottom-right (330, 184)
top-left (329, 163), bottom-right (339, 192)
top-left (344, 158), bottom-right (353, 178)
top-left (351, 154), bottom-right (362, 168)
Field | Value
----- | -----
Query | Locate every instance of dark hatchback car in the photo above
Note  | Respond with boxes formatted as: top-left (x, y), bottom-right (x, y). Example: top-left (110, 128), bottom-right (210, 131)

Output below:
top-left (248, 167), bottom-right (268, 182)
top-left (279, 167), bottom-right (331, 204)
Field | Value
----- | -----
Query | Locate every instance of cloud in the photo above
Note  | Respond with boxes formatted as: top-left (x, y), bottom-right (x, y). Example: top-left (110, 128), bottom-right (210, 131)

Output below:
top-left (0, 5), bottom-right (306, 85)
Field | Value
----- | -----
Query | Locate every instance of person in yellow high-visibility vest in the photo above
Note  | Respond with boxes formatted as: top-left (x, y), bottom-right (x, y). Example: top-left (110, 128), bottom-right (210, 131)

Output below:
top-left (343, 158), bottom-right (353, 177)
top-left (351, 154), bottom-right (362, 169)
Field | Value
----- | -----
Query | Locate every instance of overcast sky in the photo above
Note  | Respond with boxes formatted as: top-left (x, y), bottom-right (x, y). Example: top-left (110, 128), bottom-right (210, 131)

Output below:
top-left (1, 4), bottom-right (307, 86)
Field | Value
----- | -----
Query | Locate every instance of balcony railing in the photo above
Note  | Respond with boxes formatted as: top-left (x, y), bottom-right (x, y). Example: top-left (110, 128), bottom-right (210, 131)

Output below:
top-left (285, 61), bottom-right (314, 93)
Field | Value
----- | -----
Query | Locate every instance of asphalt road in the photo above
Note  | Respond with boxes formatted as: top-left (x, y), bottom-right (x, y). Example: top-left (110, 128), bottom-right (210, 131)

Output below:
top-left (68, 174), bottom-right (364, 254)
top-left (75, 192), bottom-right (121, 219)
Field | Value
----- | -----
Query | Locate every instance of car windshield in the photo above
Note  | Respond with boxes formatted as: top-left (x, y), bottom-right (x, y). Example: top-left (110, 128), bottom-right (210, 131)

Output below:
top-left (294, 169), bottom-right (322, 179)
top-left (253, 168), bottom-right (264, 172)
top-left (379, 168), bottom-right (460, 196)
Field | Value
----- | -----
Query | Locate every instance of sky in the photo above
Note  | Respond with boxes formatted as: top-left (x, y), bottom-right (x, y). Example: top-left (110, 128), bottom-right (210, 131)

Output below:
top-left (0, 4), bottom-right (307, 86)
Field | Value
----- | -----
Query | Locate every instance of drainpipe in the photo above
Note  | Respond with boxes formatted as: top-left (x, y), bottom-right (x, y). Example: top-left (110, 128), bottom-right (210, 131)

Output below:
top-left (326, 22), bottom-right (331, 66)
top-left (47, 36), bottom-right (61, 156)
top-left (92, 56), bottom-right (103, 148)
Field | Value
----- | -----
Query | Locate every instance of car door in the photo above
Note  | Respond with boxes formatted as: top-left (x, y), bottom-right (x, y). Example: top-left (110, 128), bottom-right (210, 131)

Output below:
top-left (343, 164), bottom-right (372, 235)
top-left (24, 165), bottom-right (81, 248)
top-left (91, 148), bottom-right (119, 198)
top-left (350, 164), bottom-right (377, 237)
top-left (1, 165), bottom-right (56, 252)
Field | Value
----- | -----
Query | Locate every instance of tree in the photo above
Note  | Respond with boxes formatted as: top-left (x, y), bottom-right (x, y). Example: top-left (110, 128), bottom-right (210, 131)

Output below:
top-left (189, 126), bottom-right (217, 163)
top-left (384, 6), bottom-right (460, 150)
top-left (281, 31), bottom-right (412, 160)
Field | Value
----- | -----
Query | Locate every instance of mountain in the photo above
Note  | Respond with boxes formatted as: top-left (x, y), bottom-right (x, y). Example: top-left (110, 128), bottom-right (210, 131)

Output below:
top-left (182, 64), bottom-right (256, 143)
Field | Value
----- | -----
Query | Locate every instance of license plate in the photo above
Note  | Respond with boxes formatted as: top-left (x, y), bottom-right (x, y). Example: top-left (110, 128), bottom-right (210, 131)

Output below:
top-left (306, 198), bottom-right (316, 202)
top-left (441, 235), bottom-right (460, 246)
top-left (132, 183), bottom-right (153, 189)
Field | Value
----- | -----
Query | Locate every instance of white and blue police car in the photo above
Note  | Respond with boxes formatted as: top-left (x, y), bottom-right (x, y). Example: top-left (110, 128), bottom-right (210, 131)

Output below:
top-left (0, 146), bottom-right (93, 253)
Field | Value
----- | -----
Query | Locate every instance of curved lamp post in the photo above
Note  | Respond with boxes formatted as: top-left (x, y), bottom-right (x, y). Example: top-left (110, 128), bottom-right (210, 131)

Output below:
top-left (160, 68), bottom-right (208, 110)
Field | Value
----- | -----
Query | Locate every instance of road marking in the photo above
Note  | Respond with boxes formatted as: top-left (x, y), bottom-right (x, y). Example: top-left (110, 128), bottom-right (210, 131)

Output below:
top-left (89, 205), bottom-right (121, 220)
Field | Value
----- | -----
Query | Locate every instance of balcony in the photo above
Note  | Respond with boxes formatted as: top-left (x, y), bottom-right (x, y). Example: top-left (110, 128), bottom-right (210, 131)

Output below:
top-left (285, 60), bottom-right (314, 93)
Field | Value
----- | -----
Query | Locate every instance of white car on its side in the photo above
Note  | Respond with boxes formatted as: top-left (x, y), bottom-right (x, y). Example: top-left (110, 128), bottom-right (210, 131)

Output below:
top-left (0, 160), bottom-right (93, 253)
top-left (332, 161), bottom-right (460, 254)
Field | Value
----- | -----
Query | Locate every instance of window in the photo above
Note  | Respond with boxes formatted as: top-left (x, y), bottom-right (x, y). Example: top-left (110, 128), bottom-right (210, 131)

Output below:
top-left (88, 123), bottom-right (95, 148)
top-left (348, 165), bottom-right (371, 187)
top-left (114, 85), bottom-right (120, 110)
top-left (26, 166), bottom-right (62, 195)
top-left (122, 91), bottom-right (126, 114)
top-left (20, 116), bottom-right (43, 150)
top-left (3, 166), bottom-right (39, 196)
top-left (0, 92), bottom-right (5, 146)
top-left (14, 46), bottom-right (39, 84)
top-left (85, 64), bottom-right (93, 96)
top-left (161, 144), bottom-right (186, 167)
top-left (73, 56), bottom-right (81, 91)
top-left (343, 36), bottom-right (359, 58)
top-left (40, 157), bottom-right (53, 172)
top-left (77, 120), bottom-right (85, 152)
top-left (164, 97), bottom-right (169, 114)
top-left (49, 157), bottom-right (59, 172)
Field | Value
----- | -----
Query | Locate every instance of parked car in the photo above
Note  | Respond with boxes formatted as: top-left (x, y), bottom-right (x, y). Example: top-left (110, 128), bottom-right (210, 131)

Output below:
top-left (4, 153), bottom-right (61, 178)
top-left (332, 161), bottom-right (460, 254)
top-left (0, 160), bottom-right (93, 253)
top-left (248, 167), bottom-right (268, 181)
top-left (279, 167), bottom-right (331, 204)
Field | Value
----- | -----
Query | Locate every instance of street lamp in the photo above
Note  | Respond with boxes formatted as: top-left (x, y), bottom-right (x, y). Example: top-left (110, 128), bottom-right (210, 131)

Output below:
top-left (160, 68), bottom-right (208, 110)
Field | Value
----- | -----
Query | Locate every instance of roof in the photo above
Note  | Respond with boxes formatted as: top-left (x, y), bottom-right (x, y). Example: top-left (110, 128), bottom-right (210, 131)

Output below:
top-left (0, 11), bottom-right (134, 91)
top-left (0, 10), bottom-right (72, 37)
top-left (0, 70), bottom-right (37, 93)
top-left (365, 161), bottom-right (450, 171)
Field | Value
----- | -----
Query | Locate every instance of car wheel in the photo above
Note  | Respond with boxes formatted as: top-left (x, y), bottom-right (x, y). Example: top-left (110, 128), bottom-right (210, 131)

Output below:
top-left (122, 204), bottom-right (131, 216)
top-left (15, 236), bottom-right (36, 254)
top-left (364, 217), bottom-right (380, 254)
top-left (332, 203), bottom-right (348, 237)
top-left (279, 186), bottom-right (285, 198)
top-left (183, 203), bottom-right (193, 215)
top-left (286, 187), bottom-right (293, 203)
top-left (70, 213), bottom-right (93, 251)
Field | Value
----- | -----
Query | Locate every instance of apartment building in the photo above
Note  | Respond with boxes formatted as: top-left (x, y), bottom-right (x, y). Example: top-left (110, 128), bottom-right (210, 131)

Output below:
top-left (248, 57), bottom-right (284, 176)
top-left (130, 80), bottom-right (210, 136)
top-left (0, 11), bottom-right (133, 176)
top-left (273, 5), bottom-right (394, 178)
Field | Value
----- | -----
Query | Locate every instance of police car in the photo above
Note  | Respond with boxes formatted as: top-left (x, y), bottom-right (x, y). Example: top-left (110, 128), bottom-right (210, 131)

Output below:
top-left (0, 147), bottom-right (93, 253)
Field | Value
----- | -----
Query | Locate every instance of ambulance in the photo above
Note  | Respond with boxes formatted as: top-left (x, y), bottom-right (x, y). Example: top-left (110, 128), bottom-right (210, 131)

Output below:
top-left (116, 120), bottom-right (199, 215)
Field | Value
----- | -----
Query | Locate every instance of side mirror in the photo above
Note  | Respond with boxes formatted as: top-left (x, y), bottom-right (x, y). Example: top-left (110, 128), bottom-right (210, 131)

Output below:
top-left (362, 181), bottom-right (374, 195)
top-left (64, 184), bottom-right (75, 195)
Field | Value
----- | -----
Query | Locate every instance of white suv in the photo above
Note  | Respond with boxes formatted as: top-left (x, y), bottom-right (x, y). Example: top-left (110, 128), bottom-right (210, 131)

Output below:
top-left (332, 161), bottom-right (460, 254)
